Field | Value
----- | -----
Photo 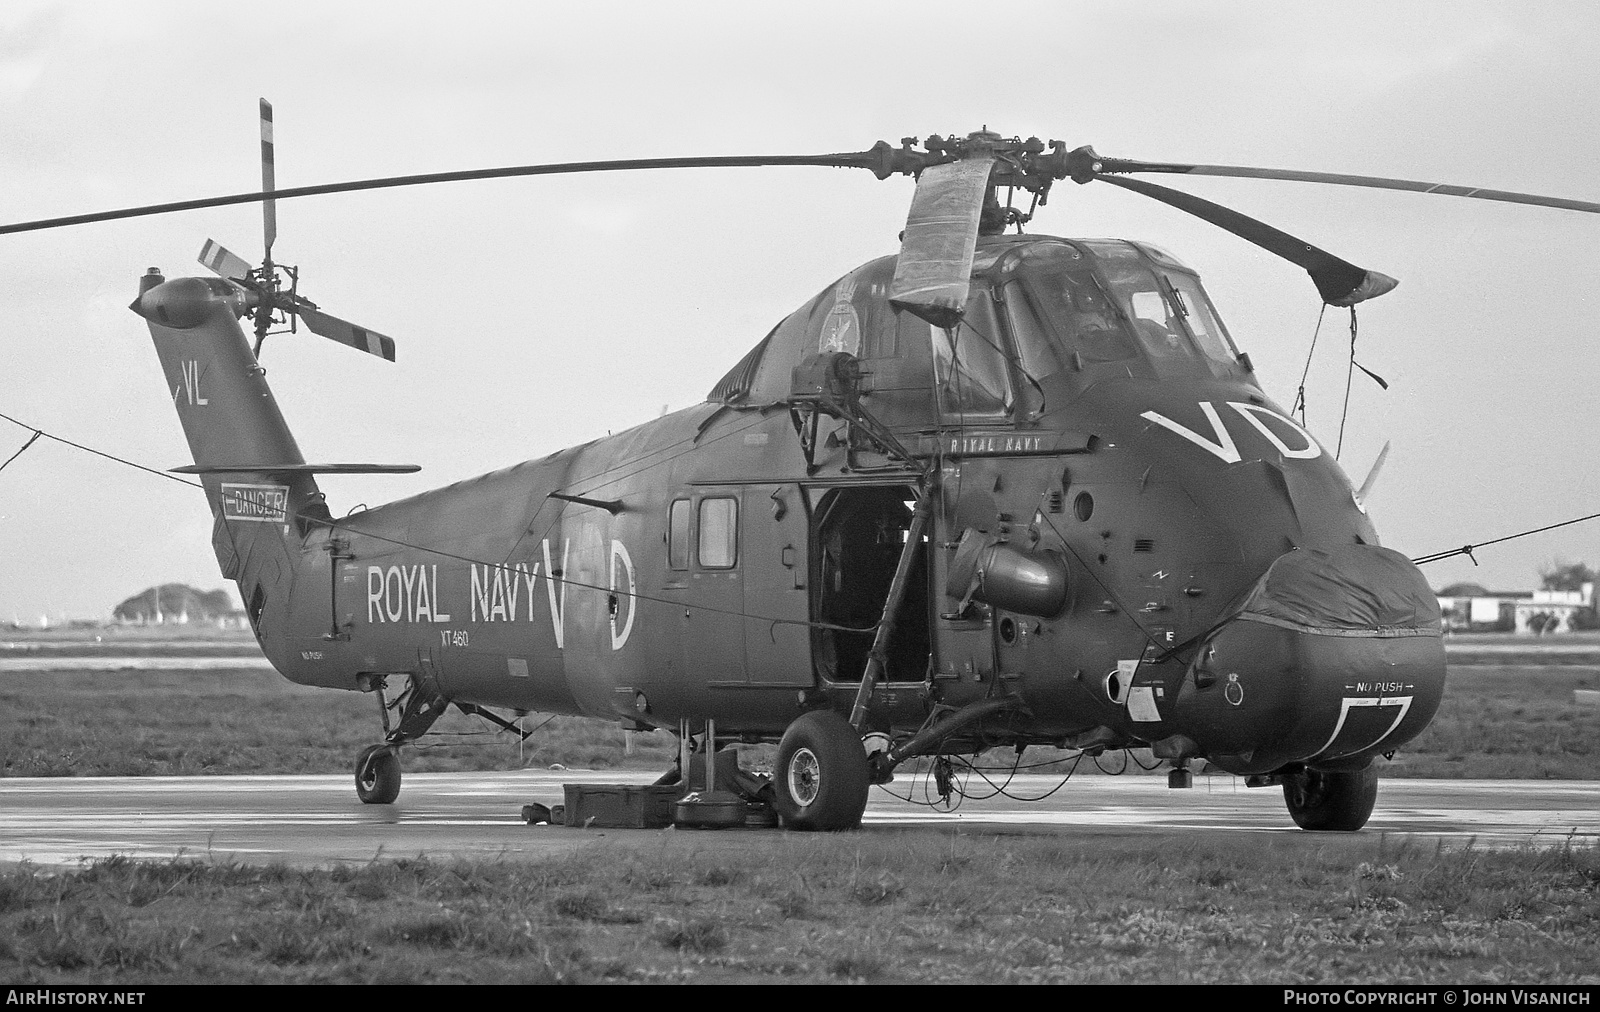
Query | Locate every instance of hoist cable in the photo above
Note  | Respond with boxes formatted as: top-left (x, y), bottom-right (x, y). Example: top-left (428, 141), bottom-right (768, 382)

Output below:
top-left (1412, 510), bottom-right (1600, 566)
top-left (1291, 303), bottom-right (1328, 426)
top-left (1334, 306), bottom-right (1389, 460)
top-left (0, 430), bottom-right (41, 474)
top-left (1335, 307), bottom-right (1358, 459)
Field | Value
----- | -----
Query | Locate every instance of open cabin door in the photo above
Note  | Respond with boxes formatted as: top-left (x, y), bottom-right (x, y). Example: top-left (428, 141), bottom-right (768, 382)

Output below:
top-left (809, 485), bottom-right (932, 686)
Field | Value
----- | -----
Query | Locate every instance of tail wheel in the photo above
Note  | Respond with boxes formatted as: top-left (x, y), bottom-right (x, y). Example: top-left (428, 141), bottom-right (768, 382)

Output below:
top-left (1282, 765), bottom-right (1378, 831)
top-left (355, 744), bottom-right (401, 805)
top-left (774, 711), bottom-right (869, 831)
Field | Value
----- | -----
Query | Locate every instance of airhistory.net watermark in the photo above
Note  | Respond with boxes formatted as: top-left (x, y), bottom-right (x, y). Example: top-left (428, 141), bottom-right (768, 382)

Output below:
top-left (5, 992), bottom-right (145, 1005)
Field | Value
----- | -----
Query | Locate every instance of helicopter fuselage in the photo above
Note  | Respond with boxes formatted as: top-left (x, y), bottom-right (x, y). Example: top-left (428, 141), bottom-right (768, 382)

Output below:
top-left (137, 232), bottom-right (1445, 779)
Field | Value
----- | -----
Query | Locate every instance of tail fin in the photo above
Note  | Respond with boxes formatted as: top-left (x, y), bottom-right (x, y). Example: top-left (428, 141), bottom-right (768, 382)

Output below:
top-left (130, 269), bottom-right (327, 623)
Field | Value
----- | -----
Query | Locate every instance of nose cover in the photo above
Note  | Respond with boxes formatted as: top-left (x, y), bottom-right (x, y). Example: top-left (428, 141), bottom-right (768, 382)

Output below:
top-left (1177, 544), bottom-right (1445, 774)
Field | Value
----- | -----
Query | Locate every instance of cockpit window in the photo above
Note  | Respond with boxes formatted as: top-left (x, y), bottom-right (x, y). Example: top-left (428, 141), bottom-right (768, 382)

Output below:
top-left (1161, 270), bottom-right (1237, 364)
top-left (1097, 257), bottom-right (1198, 362)
top-left (1079, 239), bottom-right (1243, 368)
top-left (991, 239), bottom-right (1246, 379)
top-left (931, 286), bottom-right (1013, 417)
top-left (1006, 273), bottom-right (1138, 373)
top-left (1001, 284), bottom-right (1061, 380)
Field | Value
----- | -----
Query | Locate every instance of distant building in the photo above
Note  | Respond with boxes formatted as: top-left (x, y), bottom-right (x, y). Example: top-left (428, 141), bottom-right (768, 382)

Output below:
top-left (1515, 584), bottom-right (1596, 634)
top-left (1436, 582), bottom-right (1596, 634)
top-left (1436, 590), bottom-right (1520, 632)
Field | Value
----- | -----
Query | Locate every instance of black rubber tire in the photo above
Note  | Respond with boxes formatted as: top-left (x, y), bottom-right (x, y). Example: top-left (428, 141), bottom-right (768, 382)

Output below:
top-left (355, 744), bottom-right (401, 805)
top-left (774, 711), bottom-right (869, 831)
top-left (1283, 765), bottom-right (1378, 831)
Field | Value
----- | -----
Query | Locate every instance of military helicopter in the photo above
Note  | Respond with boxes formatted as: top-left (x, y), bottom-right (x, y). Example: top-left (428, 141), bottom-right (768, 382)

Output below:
top-left (8, 103), bottom-right (1598, 832)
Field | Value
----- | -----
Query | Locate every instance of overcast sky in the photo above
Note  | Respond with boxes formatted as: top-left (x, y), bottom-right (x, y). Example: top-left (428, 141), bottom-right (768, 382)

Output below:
top-left (1, 0), bottom-right (1597, 621)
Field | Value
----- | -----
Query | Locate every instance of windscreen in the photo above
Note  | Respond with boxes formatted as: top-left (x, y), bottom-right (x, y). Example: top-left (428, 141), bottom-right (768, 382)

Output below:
top-left (1079, 239), bottom-right (1238, 367)
top-left (1084, 241), bottom-right (1198, 362)
top-left (1161, 270), bottom-right (1237, 363)
top-left (1007, 270), bottom-right (1138, 374)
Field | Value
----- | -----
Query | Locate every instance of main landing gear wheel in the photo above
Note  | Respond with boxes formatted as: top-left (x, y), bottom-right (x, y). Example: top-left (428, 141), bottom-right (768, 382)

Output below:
top-left (355, 744), bottom-right (401, 805)
top-left (774, 711), bottom-right (870, 831)
top-left (1282, 765), bottom-right (1379, 831)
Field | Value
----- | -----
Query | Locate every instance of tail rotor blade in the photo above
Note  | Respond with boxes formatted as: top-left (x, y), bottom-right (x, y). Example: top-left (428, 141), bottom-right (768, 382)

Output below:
top-left (297, 306), bottom-right (397, 362)
top-left (197, 239), bottom-right (256, 283)
top-left (259, 98), bottom-right (277, 262)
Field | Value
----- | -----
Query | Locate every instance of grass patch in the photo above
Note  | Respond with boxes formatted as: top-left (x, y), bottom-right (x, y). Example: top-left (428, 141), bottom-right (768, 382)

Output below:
top-left (0, 668), bottom-right (677, 777)
top-left (0, 835), bottom-right (1595, 984)
top-left (1390, 666), bottom-right (1599, 778)
top-left (1, 635), bottom-right (1595, 780)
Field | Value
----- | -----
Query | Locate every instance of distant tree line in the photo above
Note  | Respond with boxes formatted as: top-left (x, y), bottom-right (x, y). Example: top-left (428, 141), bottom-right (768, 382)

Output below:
top-left (112, 584), bottom-right (242, 624)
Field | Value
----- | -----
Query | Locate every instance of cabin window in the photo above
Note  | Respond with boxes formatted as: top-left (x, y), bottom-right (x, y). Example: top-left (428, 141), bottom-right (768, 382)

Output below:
top-left (697, 497), bottom-right (738, 568)
top-left (932, 286), bottom-right (1013, 417)
top-left (668, 498), bottom-right (691, 570)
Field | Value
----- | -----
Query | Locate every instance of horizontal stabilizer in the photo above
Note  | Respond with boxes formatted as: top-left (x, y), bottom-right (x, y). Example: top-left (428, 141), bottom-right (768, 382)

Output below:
top-left (170, 463), bottom-right (420, 475)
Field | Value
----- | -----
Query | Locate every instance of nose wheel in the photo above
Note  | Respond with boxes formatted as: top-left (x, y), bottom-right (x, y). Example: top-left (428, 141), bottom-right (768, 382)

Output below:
top-left (1282, 765), bottom-right (1378, 831)
top-left (355, 744), bottom-right (401, 805)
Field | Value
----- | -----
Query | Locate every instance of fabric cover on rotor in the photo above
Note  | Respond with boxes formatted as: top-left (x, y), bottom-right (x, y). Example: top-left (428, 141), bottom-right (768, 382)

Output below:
top-left (888, 156), bottom-right (995, 328)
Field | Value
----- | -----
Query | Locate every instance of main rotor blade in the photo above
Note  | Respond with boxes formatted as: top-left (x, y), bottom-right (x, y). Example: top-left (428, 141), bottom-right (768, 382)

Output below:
top-left (297, 306), bottom-right (397, 362)
top-left (889, 155), bottom-right (996, 328)
top-left (260, 98), bottom-right (277, 262)
top-left (0, 151), bottom-right (889, 236)
top-left (1094, 157), bottom-right (1600, 215)
top-left (1095, 175), bottom-right (1397, 307)
top-left (198, 239), bottom-right (255, 282)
